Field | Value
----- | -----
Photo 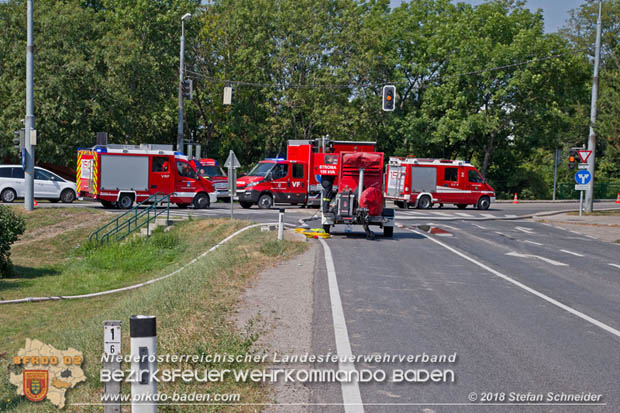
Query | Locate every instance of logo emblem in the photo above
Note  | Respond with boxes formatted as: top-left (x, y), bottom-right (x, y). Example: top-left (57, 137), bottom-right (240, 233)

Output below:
top-left (24, 370), bottom-right (49, 402)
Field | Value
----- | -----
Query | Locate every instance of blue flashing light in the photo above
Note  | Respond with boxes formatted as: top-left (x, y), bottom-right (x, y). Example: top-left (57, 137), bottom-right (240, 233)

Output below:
top-left (95, 147), bottom-right (107, 153)
top-left (265, 157), bottom-right (286, 161)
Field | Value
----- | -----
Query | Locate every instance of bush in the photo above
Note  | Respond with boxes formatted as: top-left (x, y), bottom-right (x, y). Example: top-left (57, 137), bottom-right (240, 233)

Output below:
top-left (0, 206), bottom-right (26, 276)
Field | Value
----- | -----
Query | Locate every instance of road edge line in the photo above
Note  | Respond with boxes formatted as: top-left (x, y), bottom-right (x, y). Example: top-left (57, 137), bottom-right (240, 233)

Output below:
top-left (406, 229), bottom-right (620, 340)
top-left (319, 239), bottom-right (364, 413)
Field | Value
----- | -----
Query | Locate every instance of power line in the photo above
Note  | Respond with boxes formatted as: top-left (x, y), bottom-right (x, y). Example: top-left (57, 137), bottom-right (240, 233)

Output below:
top-left (185, 50), bottom-right (585, 91)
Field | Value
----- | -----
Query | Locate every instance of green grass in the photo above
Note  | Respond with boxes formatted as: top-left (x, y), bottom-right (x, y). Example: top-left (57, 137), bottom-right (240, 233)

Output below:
top-left (0, 217), bottom-right (308, 412)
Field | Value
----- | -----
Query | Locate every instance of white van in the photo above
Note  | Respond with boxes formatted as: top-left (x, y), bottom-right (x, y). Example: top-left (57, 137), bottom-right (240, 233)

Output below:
top-left (0, 165), bottom-right (77, 203)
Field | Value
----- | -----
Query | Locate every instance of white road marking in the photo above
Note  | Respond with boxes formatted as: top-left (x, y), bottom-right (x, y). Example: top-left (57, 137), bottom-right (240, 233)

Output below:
top-left (609, 264), bottom-right (620, 270)
top-left (515, 226), bottom-right (534, 234)
top-left (524, 240), bottom-right (543, 246)
top-left (455, 212), bottom-right (473, 217)
top-left (480, 213), bottom-right (495, 218)
top-left (570, 230), bottom-right (582, 235)
top-left (440, 224), bottom-right (459, 230)
top-left (495, 231), bottom-right (508, 237)
top-left (504, 214), bottom-right (518, 218)
top-left (431, 211), bottom-right (451, 216)
top-left (505, 251), bottom-right (568, 266)
top-left (407, 229), bottom-right (620, 340)
top-left (319, 239), bottom-right (364, 413)
top-left (560, 249), bottom-right (584, 257)
top-left (471, 223), bottom-right (488, 230)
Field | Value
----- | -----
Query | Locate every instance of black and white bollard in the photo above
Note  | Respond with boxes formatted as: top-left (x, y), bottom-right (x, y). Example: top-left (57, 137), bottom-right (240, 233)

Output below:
top-left (130, 315), bottom-right (157, 413)
top-left (278, 208), bottom-right (285, 241)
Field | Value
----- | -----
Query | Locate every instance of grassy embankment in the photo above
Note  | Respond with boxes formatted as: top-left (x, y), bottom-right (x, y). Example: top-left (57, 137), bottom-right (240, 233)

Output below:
top-left (0, 207), bottom-right (307, 412)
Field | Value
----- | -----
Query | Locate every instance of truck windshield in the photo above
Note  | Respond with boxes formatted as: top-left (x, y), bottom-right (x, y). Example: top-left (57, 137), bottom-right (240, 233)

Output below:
top-left (247, 162), bottom-right (274, 177)
top-left (198, 166), bottom-right (225, 178)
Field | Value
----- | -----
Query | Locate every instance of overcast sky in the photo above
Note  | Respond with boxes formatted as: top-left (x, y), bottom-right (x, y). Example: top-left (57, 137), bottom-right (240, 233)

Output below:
top-left (391, 0), bottom-right (586, 33)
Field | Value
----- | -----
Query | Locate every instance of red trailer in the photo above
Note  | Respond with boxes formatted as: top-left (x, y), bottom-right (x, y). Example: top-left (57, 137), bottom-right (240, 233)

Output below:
top-left (321, 151), bottom-right (395, 238)
top-left (77, 144), bottom-right (216, 209)
top-left (384, 157), bottom-right (495, 209)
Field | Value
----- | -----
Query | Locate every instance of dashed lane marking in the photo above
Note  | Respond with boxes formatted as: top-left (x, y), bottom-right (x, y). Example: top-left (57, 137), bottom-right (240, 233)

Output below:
top-left (505, 251), bottom-right (568, 266)
top-left (524, 240), bottom-right (543, 246)
top-left (560, 249), bottom-right (585, 257)
top-left (609, 264), bottom-right (620, 270)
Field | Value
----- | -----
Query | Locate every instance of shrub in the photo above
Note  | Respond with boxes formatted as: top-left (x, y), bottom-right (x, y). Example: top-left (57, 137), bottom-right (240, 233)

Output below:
top-left (0, 206), bottom-right (26, 276)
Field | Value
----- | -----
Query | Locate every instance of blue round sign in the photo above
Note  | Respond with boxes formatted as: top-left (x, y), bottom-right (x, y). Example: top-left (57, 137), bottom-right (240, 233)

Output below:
top-left (575, 170), bottom-right (591, 185)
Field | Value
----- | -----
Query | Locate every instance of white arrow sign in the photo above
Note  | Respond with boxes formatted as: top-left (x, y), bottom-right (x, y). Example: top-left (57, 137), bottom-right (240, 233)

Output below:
top-left (505, 251), bottom-right (568, 267)
top-left (224, 150), bottom-right (241, 169)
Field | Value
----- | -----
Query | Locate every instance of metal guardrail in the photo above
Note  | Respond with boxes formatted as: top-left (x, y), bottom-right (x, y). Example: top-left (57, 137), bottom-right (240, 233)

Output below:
top-left (89, 192), bottom-right (171, 245)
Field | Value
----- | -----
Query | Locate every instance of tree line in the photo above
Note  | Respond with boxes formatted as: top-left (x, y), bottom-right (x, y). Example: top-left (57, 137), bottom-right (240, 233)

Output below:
top-left (0, 0), bottom-right (618, 198)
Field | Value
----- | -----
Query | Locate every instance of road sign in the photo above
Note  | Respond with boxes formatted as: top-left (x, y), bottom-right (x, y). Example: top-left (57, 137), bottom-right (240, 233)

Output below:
top-left (578, 163), bottom-right (588, 169)
top-left (224, 150), bottom-right (240, 169)
top-left (575, 170), bottom-right (592, 185)
top-left (577, 150), bottom-right (592, 163)
top-left (575, 184), bottom-right (588, 191)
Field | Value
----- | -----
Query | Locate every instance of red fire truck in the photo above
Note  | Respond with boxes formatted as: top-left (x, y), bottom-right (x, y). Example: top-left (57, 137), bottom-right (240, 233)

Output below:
top-left (77, 144), bottom-right (216, 209)
top-left (384, 157), bottom-right (495, 209)
top-left (236, 139), bottom-right (375, 209)
top-left (320, 151), bottom-right (395, 238)
top-left (192, 158), bottom-right (229, 200)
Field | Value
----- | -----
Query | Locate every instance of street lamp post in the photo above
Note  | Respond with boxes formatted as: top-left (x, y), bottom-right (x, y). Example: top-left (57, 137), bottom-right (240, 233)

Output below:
top-left (177, 13), bottom-right (192, 153)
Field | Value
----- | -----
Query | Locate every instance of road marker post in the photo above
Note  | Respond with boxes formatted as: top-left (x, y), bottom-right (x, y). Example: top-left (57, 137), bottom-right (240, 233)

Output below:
top-left (130, 315), bottom-right (157, 413)
top-left (103, 320), bottom-right (122, 413)
top-left (225, 150), bottom-right (241, 220)
top-left (278, 208), bottom-right (285, 241)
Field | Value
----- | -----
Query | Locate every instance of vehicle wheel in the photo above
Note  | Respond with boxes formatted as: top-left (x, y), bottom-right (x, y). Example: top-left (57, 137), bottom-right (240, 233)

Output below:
top-left (118, 194), bottom-right (134, 209)
top-left (239, 201), bottom-right (253, 209)
top-left (477, 196), bottom-right (490, 210)
top-left (456, 204), bottom-right (467, 209)
top-left (384, 226), bottom-right (393, 237)
top-left (1, 188), bottom-right (17, 203)
top-left (417, 195), bottom-right (432, 209)
top-left (100, 200), bottom-right (115, 209)
top-left (322, 224), bottom-right (331, 234)
top-left (60, 189), bottom-right (76, 203)
top-left (176, 203), bottom-right (189, 209)
top-left (257, 194), bottom-right (273, 209)
top-left (394, 201), bottom-right (406, 209)
top-left (193, 193), bottom-right (210, 209)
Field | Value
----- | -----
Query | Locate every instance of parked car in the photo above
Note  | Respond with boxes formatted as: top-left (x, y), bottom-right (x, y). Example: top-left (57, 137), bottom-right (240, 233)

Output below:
top-left (0, 165), bottom-right (77, 203)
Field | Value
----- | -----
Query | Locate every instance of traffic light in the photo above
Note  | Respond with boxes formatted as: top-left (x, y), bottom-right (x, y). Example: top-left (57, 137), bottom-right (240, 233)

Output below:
top-left (13, 129), bottom-right (24, 152)
top-left (182, 79), bottom-right (193, 99)
top-left (568, 149), bottom-right (578, 170)
top-left (382, 85), bottom-right (396, 111)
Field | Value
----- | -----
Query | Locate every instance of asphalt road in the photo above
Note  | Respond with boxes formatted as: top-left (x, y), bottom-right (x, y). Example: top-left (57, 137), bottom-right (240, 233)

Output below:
top-left (310, 218), bottom-right (620, 412)
top-left (8, 198), bottom-right (620, 411)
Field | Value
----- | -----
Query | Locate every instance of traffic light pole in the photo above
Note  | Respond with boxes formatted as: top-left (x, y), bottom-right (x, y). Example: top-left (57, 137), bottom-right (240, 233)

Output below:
top-left (24, 0), bottom-right (35, 211)
top-left (585, 0), bottom-right (602, 213)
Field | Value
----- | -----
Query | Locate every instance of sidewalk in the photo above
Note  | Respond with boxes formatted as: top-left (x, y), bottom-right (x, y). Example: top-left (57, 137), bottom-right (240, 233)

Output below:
top-left (533, 212), bottom-right (620, 243)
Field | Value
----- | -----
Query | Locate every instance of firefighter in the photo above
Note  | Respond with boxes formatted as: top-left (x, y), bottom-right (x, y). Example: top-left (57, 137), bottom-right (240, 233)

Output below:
top-left (321, 176), bottom-right (335, 213)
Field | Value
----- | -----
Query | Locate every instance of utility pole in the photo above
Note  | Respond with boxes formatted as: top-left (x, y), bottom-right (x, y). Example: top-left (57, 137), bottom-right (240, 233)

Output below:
top-left (585, 0), bottom-right (602, 213)
top-left (24, 0), bottom-right (35, 211)
top-left (177, 13), bottom-right (191, 152)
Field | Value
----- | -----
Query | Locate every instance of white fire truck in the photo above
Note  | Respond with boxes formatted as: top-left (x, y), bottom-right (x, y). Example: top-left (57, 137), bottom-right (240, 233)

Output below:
top-left (384, 157), bottom-right (495, 209)
top-left (77, 144), bottom-right (216, 209)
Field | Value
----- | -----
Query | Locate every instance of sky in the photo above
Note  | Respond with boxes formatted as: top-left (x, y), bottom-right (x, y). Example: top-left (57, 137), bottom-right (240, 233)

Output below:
top-left (391, 0), bottom-right (586, 33)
